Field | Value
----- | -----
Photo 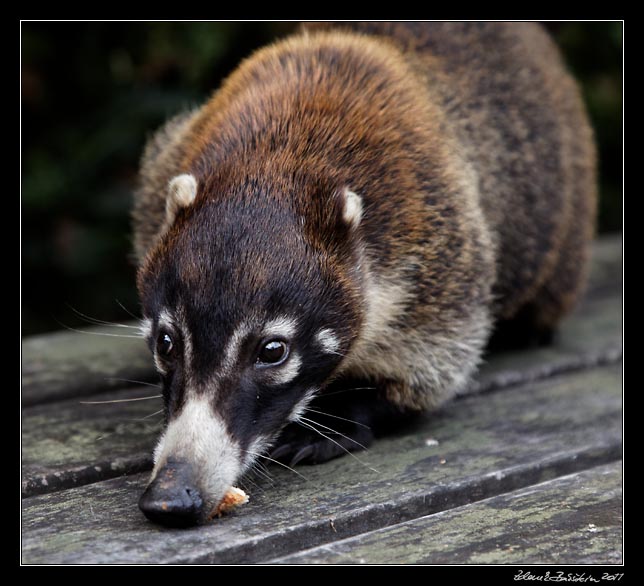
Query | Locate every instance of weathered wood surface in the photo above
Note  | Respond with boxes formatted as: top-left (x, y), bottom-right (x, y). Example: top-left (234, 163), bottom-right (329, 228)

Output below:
top-left (21, 364), bottom-right (621, 564)
top-left (269, 462), bottom-right (623, 565)
top-left (21, 325), bottom-right (152, 406)
top-left (21, 386), bottom-right (161, 497)
top-left (20, 236), bottom-right (623, 564)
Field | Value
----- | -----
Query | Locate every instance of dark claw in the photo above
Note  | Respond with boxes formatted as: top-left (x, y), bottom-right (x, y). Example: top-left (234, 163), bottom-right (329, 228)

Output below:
top-left (289, 445), bottom-right (315, 467)
top-left (269, 443), bottom-right (296, 462)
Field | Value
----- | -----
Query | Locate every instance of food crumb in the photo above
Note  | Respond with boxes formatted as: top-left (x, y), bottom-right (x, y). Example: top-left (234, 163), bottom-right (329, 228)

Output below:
top-left (209, 487), bottom-right (249, 520)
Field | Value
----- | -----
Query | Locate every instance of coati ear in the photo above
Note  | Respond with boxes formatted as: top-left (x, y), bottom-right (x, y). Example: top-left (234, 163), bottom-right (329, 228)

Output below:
top-left (338, 187), bottom-right (363, 230)
top-left (166, 174), bottom-right (197, 225)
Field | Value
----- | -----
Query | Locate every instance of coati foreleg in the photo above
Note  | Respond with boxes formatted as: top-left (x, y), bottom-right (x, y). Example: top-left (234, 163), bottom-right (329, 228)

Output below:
top-left (270, 378), bottom-right (420, 466)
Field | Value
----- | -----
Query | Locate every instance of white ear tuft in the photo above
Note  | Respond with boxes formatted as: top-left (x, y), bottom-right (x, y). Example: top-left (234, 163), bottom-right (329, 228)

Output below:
top-left (341, 188), bottom-right (363, 229)
top-left (166, 174), bottom-right (197, 225)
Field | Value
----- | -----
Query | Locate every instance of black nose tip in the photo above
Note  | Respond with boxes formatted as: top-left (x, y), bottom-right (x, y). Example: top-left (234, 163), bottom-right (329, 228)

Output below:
top-left (138, 461), bottom-right (204, 528)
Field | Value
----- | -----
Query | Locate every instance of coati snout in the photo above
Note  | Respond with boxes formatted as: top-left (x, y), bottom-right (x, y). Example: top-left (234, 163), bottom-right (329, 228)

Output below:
top-left (137, 176), bottom-right (365, 524)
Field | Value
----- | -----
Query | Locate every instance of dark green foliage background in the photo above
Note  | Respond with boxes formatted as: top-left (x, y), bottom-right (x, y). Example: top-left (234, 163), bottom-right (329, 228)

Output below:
top-left (21, 22), bottom-right (622, 336)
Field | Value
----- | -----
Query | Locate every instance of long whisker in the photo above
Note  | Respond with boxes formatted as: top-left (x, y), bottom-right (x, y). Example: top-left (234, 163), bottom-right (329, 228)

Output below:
top-left (297, 420), bottom-right (379, 474)
top-left (130, 408), bottom-right (164, 421)
top-left (299, 416), bottom-right (370, 451)
top-left (320, 386), bottom-right (376, 398)
top-left (245, 450), bottom-right (309, 481)
top-left (92, 411), bottom-right (163, 442)
top-left (80, 394), bottom-right (162, 404)
top-left (239, 474), bottom-right (262, 493)
top-left (115, 299), bottom-right (141, 321)
top-left (303, 407), bottom-right (371, 429)
top-left (246, 461), bottom-right (274, 486)
top-left (55, 321), bottom-right (143, 339)
top-left (105, 377), bottom-right (161, 389)
top-left (66, 304), bottom-right (141, 330)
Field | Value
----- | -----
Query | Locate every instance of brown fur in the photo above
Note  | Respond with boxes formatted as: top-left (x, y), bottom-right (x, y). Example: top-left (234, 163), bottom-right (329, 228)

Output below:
top-left (132, 22), bottom-right (596, 411)
top-left (303, 22), bottom-right (597, 325)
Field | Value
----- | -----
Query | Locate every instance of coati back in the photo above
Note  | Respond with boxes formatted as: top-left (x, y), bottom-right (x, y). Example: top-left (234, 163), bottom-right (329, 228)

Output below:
top-left (132, 22), bottom-right (596, 526)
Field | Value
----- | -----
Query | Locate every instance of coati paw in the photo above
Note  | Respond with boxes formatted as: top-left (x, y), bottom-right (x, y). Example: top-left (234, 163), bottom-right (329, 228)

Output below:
top-left (269, 421), bottom-right (374, 466)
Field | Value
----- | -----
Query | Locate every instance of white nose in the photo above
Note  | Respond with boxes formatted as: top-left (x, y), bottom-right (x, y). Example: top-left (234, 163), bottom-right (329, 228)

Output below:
top-left (149, 396), bottom-right (243, 523)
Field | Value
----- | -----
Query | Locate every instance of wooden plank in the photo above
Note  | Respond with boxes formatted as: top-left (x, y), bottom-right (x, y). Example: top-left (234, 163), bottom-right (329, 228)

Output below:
top-left (584, 233), bottom-right (622, 300)
top-left (467, 293), bottom-right (622, 396)
top-left (268, 462), bottom-right (623, 565)
top-left (20, 364), bottom-right (622, 564)
top-left (21, 386), bottom-right (162, 497)
top-left (21, 325), bottom-right (152, 406)
top-left (20, 235), bottom-right (621, 407)
top-left (20, 286), bottom-right (622, 497)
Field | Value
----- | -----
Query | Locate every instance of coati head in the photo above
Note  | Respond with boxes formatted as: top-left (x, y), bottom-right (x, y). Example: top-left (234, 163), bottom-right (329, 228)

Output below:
top-left (136, 172), bottom-right (364, 526)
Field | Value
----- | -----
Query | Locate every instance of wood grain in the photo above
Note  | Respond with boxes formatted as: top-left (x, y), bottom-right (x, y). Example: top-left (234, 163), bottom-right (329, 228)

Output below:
top-left (21, 364), bottom-right (622, 564)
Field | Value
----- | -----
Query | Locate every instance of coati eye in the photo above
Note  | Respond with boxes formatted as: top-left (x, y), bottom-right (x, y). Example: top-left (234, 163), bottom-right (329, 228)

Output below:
top-left (156, 332), bottom-right (175, 360)
top-left (256, 340), bottom-right (289, 366)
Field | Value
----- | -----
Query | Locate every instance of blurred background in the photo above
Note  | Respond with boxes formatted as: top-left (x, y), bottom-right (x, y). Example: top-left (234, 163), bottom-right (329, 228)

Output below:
top-left (21, 22), bottom-right (622, 336)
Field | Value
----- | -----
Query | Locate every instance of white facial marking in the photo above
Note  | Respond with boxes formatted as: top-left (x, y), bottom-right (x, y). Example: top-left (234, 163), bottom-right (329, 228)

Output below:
top-left (267, 352), bottom-right (301, 386)
top-left (316, 328), bottom-right (341, 355)
top-left (244, 435), bottom-right (273, 469)
top-left (342, 188), bottom-right (363, 228)
top-left (288, 387), bottom-right (318, 423)
top-left (158, 308), bottom-right (174, 331)
top-left (153, 354), bottom-right (168, 376)
top-left (222, 321), bottom-right (253, 373)
top-left (152, 430), bottom-right (167, 466)
top-left (174, 305), bottom-right (195, 388)
top-left (139, 318), bottom-right (152, 340)
top-left (262, 316), bottom-right (298, 340)
top-left (151, 396), bottom-right (241, 506)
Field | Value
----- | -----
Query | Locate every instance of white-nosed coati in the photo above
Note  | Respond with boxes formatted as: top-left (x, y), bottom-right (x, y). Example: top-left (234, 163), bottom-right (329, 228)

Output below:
top-left (132, 22), bottom-right (596, 527)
